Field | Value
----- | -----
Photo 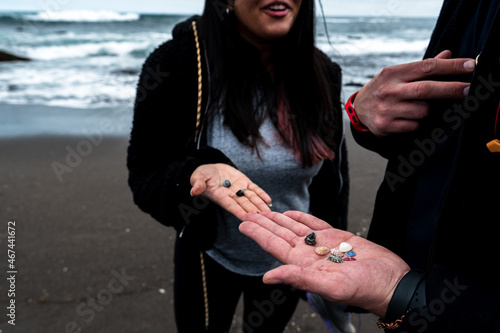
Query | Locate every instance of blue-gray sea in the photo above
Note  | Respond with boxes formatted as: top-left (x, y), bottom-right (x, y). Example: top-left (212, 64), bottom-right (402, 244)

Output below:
top-left (0, 10), bottom-right (438, 136)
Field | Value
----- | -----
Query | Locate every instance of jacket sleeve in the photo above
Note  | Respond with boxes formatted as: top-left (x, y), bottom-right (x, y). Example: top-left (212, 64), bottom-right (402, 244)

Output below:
top-left (126, 29), bottom-right (233, 231)
top-left (351, 124), bottom-right (419, 160)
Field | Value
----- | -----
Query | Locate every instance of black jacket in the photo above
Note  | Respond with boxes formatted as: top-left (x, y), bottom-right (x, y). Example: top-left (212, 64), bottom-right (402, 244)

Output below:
top-left (353, 1), bottom-right (500, 331)
top-left (127, 16), bottom-right (349, 249)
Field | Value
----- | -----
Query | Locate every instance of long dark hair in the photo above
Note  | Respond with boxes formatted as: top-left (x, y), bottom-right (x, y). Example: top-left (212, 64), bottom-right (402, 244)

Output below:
top-left (199, 0), bottom-right (340, 167)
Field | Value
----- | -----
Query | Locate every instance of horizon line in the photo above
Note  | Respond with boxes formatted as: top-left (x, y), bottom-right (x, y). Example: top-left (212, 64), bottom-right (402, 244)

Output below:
top-left (0, 9), bottom-right (439, 18)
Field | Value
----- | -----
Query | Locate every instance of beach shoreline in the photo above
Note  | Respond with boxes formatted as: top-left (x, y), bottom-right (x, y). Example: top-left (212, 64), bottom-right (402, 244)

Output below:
top-left (0, 111), bottom-right (386, 332)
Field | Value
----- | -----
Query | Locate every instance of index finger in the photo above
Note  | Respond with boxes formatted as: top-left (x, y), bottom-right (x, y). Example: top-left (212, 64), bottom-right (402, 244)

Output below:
top-left (387, 57), bottom-right (475, 82)
top-left (399, 80), bottom-right (470, 100)
top-left (239, 218), bottom-right (294, 263)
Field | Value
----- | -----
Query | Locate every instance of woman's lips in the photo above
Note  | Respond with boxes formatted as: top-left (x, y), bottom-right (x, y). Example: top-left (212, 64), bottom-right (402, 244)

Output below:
top-left (263, 3), bottom-right (291, 17)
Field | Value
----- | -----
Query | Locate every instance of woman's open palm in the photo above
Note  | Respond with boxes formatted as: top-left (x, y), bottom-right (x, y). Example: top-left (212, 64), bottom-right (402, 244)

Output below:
top-left (190, 163), bottom-right (272, 220)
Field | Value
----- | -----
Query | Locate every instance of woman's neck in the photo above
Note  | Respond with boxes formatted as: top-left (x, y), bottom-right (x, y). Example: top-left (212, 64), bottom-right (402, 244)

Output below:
top-left (237, 25), bottom-right (275, 76)
top-left (259, 47), bottom-right (274, 77)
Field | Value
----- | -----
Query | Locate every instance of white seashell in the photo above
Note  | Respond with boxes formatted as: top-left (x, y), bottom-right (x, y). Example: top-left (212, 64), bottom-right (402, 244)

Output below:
top-left (338, 242), bottom-right (352, 252)
top-left (315, 246), bottom-right (330, 256)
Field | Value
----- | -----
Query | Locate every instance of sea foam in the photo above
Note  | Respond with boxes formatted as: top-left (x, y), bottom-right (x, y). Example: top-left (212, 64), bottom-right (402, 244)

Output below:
top-left (23, 10), bottom-right (140, 22)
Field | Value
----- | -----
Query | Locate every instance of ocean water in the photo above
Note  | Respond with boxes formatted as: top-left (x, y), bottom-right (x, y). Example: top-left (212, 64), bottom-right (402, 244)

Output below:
top-left (0, 10), bottom-right (438, 135)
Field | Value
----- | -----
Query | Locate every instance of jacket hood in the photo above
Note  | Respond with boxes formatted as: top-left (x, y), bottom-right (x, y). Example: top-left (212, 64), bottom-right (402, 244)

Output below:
top-left (172, 15), bottom-right (201, 40)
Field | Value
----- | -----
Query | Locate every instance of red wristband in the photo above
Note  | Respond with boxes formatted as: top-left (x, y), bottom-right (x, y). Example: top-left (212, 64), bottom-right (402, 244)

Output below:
top-left (345, 91), bottom-right (370, 132)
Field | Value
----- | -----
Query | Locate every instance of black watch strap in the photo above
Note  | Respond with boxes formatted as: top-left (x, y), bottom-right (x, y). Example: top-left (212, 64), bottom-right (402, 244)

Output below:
top-left (409, 277), bottom-right (426, 309)
top-left (385, 270), bottom-right (426, 322)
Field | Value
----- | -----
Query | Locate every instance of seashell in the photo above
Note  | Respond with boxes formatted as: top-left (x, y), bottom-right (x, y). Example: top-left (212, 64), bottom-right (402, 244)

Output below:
top-left (315, 246), bottom-right (330, 256)
top-left (304, 232), bottom-right (317, 246)
top-left (330, 248), bottom-right (343, 257)
top-left (327, 255), bottom-right (344, 263)
top-left (306, 232), bottom-right (316, 239)
top-left (343, 257), bottom-right (356, 261)
top-left (338, 242), bottom-right (353, 252)
top-left (345, 251), bottom-right (356, 257)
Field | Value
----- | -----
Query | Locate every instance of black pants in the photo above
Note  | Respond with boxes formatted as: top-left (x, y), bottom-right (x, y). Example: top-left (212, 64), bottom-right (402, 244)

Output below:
top-left (174, 235), bottom-right (300, 333)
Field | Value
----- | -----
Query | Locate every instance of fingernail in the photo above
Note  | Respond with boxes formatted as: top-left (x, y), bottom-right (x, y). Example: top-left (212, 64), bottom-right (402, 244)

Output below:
top-left (463, 86), bottom-right (470, 96)
top-left (190, 188), bottom-right (194, 196)
top-left (464, 60), bottom-right (475, 71)
top-left (268, 203), bottom-right (273, 208)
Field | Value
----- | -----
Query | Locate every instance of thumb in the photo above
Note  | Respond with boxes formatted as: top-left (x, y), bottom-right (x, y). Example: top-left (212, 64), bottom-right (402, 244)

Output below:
top-left (434, 49), bottom-right (452, 59)
top-left (263, 265), bottom-right (304, 287)
top-left (190, 178), bottom-right (207, 196)
top-left (264, 266), bottom-right (336, 304)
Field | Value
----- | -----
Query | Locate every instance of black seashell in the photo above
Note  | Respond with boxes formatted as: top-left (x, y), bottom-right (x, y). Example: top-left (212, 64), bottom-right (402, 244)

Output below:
top-left (304, 232), bottom-right (317, 246)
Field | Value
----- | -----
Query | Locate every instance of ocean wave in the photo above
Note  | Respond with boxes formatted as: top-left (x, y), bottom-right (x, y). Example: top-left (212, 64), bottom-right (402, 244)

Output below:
top-left (0, 65), bottom-right (138, 109)
top-left (23, 10), bottom-right (140, 22)
top-left (323, 16), bottom-right (401, 24)
top-left (318, 37), bottom-right (428, 56)
top-left (18, 40), bottom-right (154, 60)
top-left (0, 13), bottom-right (435, 113)
top-left (0, 14), bottom-right (19, 24)
top-left (324, 18), bottom-right (352, 24)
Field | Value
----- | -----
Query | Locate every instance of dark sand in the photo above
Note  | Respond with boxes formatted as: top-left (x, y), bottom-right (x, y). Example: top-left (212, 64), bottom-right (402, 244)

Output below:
top-left (0, 120), bottom-right (387, 332)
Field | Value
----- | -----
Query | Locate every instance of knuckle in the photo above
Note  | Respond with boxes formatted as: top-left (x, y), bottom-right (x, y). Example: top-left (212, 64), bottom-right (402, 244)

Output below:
top-left (376, 67), bottom-right (392, 83)
top-left (450, 83), bottom-right (465, 98)
top-left (373, 116), bottom-right (391, 132)
top-left (412, 81), bottom-right (430, 99)
top-left (404, 121), bottom-right (420, 132)
top-left (376, 68), bottom-right (387, 79)
top-left (373, 84), bottom-right (390, 101)
top-left (379, 65), bottom-right (396, 77)
top-left (414, 108), bottom-right (429, 119)
top-left (420, 58), bottom-right (437, 73)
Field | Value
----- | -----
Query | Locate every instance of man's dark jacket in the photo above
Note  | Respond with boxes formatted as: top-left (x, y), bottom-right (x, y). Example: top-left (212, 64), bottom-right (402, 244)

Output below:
top-left (353, 0), bottom-right (500, 331)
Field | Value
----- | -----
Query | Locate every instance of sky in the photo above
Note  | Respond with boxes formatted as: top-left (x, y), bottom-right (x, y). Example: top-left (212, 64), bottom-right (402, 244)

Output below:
top-left (0, 0), bottom-right (443, 17)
